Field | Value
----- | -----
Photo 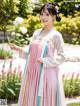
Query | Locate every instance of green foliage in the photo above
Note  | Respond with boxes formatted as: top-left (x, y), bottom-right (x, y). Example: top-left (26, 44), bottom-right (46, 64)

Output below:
top-left (19, 0), bottom-right (33, 17)
top-left (0, 48), bottom-right (12, 59)
top-left (40, 0), bottom-right (53, 3)
top-left (68, 103), bottom-right (80, 106)
top-left (26, 15), bottom-right (41, 36)
top-left (0, 59), bottom-right (80, 103)
top-left (39, 0), bottom-right (62, 4)
top-left (23, 15), bottom-right (80, 45)
top-left (9, 15), bottom-right (41, 46)
top-left (54, 16), bottom-right (80, 44)
top-left (0, 61), bottom-right (22, 102)
top-left (10, 15), bottom-right (80, 46)
top-left (59, 2), bottom-right (76, 17)
top-left (8, 18), bottom-right (30, 46)
top-left (9, 33), bottom-right (30, 47)
top-left (63, 73), bottom-right (80, 98)
top-left (0, 0), bottom-right (20, 42)
top-left (64, 78), bottom-right (80, 97)
top-left (7, 15), bottom-right (80, 46)
top-left (0, 0), bottom-right (20, 24)
top-left (33, 0), bottom-right (80, 17)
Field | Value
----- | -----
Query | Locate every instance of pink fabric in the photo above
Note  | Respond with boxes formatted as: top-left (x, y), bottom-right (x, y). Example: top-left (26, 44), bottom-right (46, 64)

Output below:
top-left (18, 40), bottom-right (65, 106)
top-left (42, 43), bottom-right (59, 106)
top-left (18, 40), bottom-right (42, 106)
top-left (43, 68), bottom-right (58, 106)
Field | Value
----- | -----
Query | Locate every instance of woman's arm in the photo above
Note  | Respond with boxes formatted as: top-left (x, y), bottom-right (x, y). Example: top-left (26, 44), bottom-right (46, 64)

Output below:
top-left (41, 33), bottom-right (66, 67)
top-left (20, 30), bottom-right (39, 59)
top-left (10, 29), bottom-right (41, 59)
top-left (19, 46), bottom-right (30, 59)
top-left (10, 43), bottom-right (29, 59)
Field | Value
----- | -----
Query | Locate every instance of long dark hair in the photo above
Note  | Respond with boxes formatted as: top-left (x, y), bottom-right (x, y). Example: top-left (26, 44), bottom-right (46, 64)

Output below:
top-left (40, 2), bottom-right (61, 22)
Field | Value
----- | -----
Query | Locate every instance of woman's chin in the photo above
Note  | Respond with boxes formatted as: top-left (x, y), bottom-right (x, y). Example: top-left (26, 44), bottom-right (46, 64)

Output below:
top-left (43, 23), bottom-right (48, 26)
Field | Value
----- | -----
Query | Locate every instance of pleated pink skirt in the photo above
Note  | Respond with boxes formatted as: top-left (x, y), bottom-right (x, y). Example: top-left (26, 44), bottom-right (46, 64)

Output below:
top-left (18, 40), bottom-right (66, 106)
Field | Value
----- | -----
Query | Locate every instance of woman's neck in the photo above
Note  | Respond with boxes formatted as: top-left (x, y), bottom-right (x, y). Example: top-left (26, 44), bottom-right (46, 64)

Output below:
top-left (43, 24), bottom-right (54, 32)
top-left (41, 24), bottom-right (54, 36)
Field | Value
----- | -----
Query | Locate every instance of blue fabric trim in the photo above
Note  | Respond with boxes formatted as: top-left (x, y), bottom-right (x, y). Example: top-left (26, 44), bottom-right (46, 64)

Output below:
top-left (37, 96), bottom-right (41, 106)
top-left (37, 42), bottom-right (48, 106)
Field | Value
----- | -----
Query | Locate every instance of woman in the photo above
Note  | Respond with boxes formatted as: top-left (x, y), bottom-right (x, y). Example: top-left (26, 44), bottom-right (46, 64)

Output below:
top-left (11, 2), bottom-right (66, 106)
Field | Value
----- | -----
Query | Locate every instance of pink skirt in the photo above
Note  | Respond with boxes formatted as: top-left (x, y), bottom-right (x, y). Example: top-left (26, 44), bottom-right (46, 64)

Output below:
top-left (18, 40), bottom-right (66, 106)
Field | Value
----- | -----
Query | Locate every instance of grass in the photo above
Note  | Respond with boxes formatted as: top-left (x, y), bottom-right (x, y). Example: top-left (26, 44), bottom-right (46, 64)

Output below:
top-left (0, 48), bottom-right (12, 59)
top-left (68, 103), bottom-right (80, 106)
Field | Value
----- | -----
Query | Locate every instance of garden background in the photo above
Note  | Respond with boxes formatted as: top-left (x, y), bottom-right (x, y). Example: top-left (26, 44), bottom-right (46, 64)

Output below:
top-left (0, 0), bottom-right (80, 106)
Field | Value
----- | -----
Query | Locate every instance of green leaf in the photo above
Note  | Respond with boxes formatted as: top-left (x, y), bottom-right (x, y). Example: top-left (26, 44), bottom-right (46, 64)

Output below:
top-left (15, 83), bottom-right (21, 86)
top-left (7, 88), bottom-right (16, 96)
top-left (0, 89), bottom-right (4, 93)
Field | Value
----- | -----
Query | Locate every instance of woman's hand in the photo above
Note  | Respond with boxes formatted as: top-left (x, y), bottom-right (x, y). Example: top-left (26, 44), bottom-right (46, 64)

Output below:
top-left (10, 43), bottom-right (20, 51)
top-left (37, 58), bottom-right (43, 64)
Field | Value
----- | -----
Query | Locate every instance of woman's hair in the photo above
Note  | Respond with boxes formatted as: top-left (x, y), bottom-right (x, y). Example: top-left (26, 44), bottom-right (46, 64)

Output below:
top-left (40, 2), bottom-right (61, 22)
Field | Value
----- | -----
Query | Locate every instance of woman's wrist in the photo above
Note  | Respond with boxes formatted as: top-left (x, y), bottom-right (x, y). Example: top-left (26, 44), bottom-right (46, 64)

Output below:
top-left (15, 46), bottom-right (22, 52)
top-left (18, 47), bottom-right (23, 57)
top-left (18, 47), bottom-right (22, 52)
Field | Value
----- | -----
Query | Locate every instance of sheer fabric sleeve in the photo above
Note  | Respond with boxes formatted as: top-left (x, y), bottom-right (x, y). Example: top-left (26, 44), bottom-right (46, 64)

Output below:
top-left (19, 30), bottom-right (38, 59)
top-left (30, 29), bottom-right (41, 42)
top-left (42, 33), bottom-right (66, 67)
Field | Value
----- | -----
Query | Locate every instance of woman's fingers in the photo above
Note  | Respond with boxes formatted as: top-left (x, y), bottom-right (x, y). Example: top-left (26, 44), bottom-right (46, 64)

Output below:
top-left (37, 58), bottom-right (43, 63)
top-left (10, 43), bottom-right (18, 51)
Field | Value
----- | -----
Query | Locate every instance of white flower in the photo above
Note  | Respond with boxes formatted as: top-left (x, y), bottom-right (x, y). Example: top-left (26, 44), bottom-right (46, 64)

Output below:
top-left (16, 33), bottom-right (21, 36)
top-left (13, 17), bottom-right (24, 26)
top-left (13, 20), bottom-right (19, 26)
top-left (15, 17), bottom-right (24, 24)
top-left (20, 27), bottom-right (27, 34)
top-left (75, 4), bottom-right (79, 9)
top-left (11, 32), bottom-right (16, 36)
top-left (26, 34), bottom-right (29, 37)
